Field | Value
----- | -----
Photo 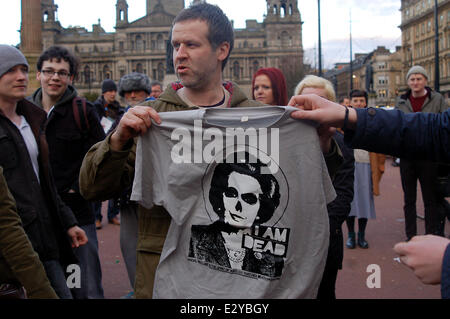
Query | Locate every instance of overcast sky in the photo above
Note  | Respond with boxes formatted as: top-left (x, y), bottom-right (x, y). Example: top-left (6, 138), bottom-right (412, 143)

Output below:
top-left (1, 0), bottom-right (401, 68)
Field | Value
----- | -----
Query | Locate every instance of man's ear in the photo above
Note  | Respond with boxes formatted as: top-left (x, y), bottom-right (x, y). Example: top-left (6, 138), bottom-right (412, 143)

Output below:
top-left (217, 42), bottom-right (230, 63)
top-left (68, 74), bottom-right (75, 85)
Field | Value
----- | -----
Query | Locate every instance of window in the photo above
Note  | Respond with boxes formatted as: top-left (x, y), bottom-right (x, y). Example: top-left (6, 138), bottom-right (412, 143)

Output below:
top-left (281, 31), bottom-right (290, 46)
top-left (136, 63), bottom-right (143, 74)
top-left (157, 63), bottom-right (164, 82)
top-left (103, 65), bottom-right (111, 79)
top-left (280, 4), bottom-right (286, 18)
top-left (157, 34), bottom-right (164, 51)
top-left (252, 60), bottom-right (259, 74)
top-left (136, 35), bottom-right (144, 51)
top-left (233, 61), bottom-right (240, 80)
top-left (83, 65), bottom-right (91, 84)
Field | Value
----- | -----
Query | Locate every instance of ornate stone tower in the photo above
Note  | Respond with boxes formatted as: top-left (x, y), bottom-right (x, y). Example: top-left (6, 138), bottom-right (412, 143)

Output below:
top-left (116, 0), bottom-right (129, 27)
top-left (20, 0), bottom-right (43, 94)
top-left (264, 0), bottom-right (304, 93)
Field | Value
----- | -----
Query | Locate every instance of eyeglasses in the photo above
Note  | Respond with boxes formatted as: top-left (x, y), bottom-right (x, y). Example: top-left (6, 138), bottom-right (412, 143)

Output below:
top-left (41, 70), bottom-right (70, 79)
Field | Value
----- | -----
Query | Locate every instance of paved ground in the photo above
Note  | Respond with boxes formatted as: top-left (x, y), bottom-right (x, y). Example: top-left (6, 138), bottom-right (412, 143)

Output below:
top-left (96, 157), bottom-right (448, 299)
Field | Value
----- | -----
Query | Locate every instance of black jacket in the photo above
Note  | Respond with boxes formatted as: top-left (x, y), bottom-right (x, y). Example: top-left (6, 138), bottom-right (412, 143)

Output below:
top-left (93, 95), bottom-right (124, 121)
top-left (29, 86), bottom-right (106, 225)
top-left (0, 99), bottom-right (77, 265)
top-left (326, 131), bottom-right (355, 269)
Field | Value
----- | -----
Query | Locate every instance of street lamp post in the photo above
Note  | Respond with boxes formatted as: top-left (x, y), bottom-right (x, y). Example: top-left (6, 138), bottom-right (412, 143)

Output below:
top-left (434, 0), bottom-right (440, 92)
top-left (318, 0), bottom-right (322, 77)
top-left (350, 10), bottom-right (353, 91)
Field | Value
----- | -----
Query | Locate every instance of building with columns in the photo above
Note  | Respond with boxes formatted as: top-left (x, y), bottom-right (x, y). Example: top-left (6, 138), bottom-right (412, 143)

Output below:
top-left (21, 0), bottom-right (304, 98)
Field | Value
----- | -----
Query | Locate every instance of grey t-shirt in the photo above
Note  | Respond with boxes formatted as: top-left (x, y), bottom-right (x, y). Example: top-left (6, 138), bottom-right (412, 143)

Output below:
top-left (131, 106), bottom-right (335, 298)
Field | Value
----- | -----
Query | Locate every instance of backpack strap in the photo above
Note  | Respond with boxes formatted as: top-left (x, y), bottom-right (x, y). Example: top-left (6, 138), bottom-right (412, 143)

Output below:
top-left (72, 97), bottom-right (90, 138)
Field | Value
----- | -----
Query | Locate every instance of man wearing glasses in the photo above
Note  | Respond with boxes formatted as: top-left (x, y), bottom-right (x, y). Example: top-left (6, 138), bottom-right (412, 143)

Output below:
top-left (28, 46), bottom-right (105, 299)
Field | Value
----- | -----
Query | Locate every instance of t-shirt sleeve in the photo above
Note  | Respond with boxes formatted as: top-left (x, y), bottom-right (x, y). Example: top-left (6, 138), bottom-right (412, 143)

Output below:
top-left (130, 135), bottom-right (153, 209)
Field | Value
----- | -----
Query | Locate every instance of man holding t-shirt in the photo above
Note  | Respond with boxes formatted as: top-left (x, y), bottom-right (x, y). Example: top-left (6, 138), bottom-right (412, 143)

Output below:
top-left (79, 2), bottom-right (342, 298)
top-left (395, 65), bottom-right (448, 241)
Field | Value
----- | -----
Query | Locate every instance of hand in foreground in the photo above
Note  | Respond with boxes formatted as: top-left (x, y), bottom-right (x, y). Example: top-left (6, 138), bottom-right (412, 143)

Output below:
top-left (110, 106), bottom-right (161, 151)
top-left (394, 235), bottom-right (450, 285)
top-left (67, 226), bottom-right (88, 248)
top-left (288, 94), bottom-right (357, 129)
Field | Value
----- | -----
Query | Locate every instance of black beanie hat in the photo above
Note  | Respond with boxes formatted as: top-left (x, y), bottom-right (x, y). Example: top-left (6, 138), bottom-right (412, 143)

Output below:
top-left (102, 79), bottom-right (117, 93)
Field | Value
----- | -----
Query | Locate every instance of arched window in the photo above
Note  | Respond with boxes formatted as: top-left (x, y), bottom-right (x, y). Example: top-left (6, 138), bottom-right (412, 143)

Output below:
top-left (280, 4), bottom-right (286, 18)
top-left (43, 11), bottom-right (49, 22)
top-left (273, 5), bottom-right (278, 15)
top-left (136, 35), bottom-right (144, 51)
top-left (289, 4), bottom-right (293, 15)
top-left (233, 61), bottom-right (240, 80)
top-left (120, 10), bottom-right (124, 21)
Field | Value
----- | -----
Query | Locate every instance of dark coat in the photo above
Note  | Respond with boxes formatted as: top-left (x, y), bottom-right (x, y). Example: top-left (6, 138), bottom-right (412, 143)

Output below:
top-left (442, 244), bottom-right (450, 299)
top-left (326, 131), bottom-right (355, 269)
top-left (29, 86), bottom-right (106, 225)
top-left (93, 95), bottom-right (124, 121)
top-left (0, 99), bottom-right (77, 265)
top-left (189, 222), bottom-right (284, 279)
top-left (344, 107), bottom-right (450, 162)
top-left (0, 167), bottom-right (58, 299)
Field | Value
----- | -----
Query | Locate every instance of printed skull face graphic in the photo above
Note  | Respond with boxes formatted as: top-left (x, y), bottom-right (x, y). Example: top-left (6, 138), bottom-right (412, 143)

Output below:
top-left (223, 172), bottom-right (262, 228)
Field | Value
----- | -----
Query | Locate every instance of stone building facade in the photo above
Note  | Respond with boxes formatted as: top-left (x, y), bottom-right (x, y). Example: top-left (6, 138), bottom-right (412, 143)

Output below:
top-left (400, 0), bottom-right (450, 98)
top-left (325, 46), bottom-right (403, 107)
top-left (22, 0), bottom-right (304, 98)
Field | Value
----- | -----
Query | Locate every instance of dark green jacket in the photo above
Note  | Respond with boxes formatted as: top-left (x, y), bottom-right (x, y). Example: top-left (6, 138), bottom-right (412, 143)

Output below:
top-left (0, 167), bottom-right (58, 299)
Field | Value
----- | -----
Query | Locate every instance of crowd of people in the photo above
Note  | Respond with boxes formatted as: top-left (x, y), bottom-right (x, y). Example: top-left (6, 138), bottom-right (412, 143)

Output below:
top-left (0, 2), bottom-right (449, 300)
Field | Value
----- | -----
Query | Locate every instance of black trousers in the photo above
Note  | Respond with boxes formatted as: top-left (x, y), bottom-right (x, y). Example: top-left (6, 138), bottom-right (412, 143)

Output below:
top-left (400, 159), bottom-right (445, 238)
top-left (317, 259), bottom-right (339, 299)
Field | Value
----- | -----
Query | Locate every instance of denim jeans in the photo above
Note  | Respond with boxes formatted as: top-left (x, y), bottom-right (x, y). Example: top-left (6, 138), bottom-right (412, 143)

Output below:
top-left (43, 260), bottom-right (73, 299)
top-left (71, 223), bottom-right (104, 299)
